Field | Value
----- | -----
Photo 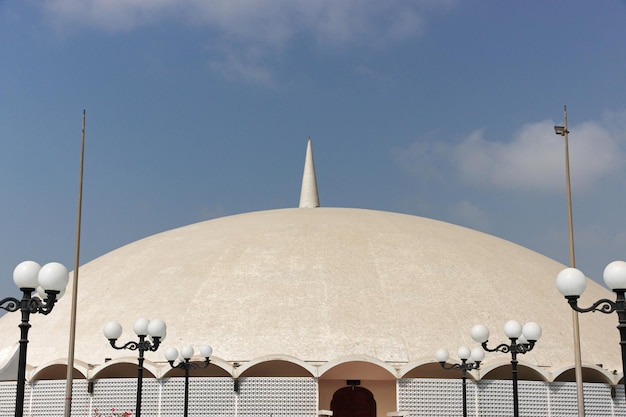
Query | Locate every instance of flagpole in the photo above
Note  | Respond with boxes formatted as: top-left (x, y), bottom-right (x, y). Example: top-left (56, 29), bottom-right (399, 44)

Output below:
top-left (555, 105), bottom-right (585, 416)
top-left (64, 110), bottom-right (86, 417)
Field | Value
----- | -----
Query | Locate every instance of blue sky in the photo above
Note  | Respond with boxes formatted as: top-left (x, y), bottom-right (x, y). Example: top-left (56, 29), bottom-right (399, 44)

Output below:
top-left (0, 0), bottom-right (625, 300)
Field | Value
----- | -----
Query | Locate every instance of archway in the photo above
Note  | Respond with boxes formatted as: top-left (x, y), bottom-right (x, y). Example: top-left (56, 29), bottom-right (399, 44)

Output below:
top-left (331, 386), bottom-right (376, 417)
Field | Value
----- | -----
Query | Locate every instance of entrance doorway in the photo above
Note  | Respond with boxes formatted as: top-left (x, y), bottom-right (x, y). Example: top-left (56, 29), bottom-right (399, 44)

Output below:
top-left (330, 386), bottom-right (376, 417)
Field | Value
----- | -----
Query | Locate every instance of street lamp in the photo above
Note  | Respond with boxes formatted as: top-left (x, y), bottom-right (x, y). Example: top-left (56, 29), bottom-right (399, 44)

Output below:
top-left (103, 318), bottom-right (167, 417)
top-left (556, 260), bottom-right (626, 400)
top-left (0, 261), bottom-right (69, 417)
top-left (471, 320), bottom-right (542, 417)
top-left (164, 345), bottom-right (213, 417)
top-left (435, 346), bottom-right (484, 417)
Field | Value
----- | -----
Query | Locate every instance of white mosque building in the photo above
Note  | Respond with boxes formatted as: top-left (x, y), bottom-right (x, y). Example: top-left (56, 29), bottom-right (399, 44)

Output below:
top-left (0, 139), bottom-right (623, 416)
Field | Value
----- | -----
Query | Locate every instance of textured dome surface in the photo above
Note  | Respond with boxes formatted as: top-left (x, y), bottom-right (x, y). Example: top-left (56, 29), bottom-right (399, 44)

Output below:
top-left (0, 207), bottom-right (620, 375)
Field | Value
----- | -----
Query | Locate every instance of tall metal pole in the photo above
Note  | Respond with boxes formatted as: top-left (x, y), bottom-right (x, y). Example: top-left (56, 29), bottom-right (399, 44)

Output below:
top-left (563, 106), bottom-right (574, 267)
top-left (3, 284), bottom-right (66, 417)
top-left (183, 361), bottom-right (190, 417)
top-left (165, 348), bottom-right (212, 417)
top-left (460, 362), bottom-right (468, 417)
top-left (510, 343), bottom-right (519, 417)
top-left (559, 284), bottom-right (626, 402)
top-left (562, 106), bottom-right (576, 269)
top-left (64, 109), bottom-right (86, 417)
top-left (560, 105), bottom-right (585, 416)
top-left (105, 321), bottom-right (165, 417)
top-left (616, 291), bottom-right (626, 402)
top-left (15, 289), bottom-right (34, 417)
top-left (436, 350), bottom-right (481, 417)
top-left (136, 335), bottom-right (146, 417)
top-left (477, 327), bottom-right (539, 417)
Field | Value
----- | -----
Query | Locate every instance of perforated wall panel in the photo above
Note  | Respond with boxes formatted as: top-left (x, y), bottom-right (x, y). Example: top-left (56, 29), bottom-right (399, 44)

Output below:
top-left (0, 377), bottom-right (624, 416)
top-left (26, 380), bottom-right (66, 417)
top-left (28, 380), bottom-right (91, 417)
top-left (160, 377), bottom-right (234, 417)
top-left (399, 378), bottom-right (623, 417)
top-left (0, 380), bottom-right (90, 417)
top-left (91, 378), bottom-right (144, 416)
top-left (473, 379), bottom-right (514, 416)
top-left (0, 381), bottom-right (16, 417)
top-left (476, 380), bottom-right (548, 417)
top-left (549, 382), bottom-right (580, 417)
top-left (398, 378), bottom-right (478, 417)
top-left (581, 383), bottom-right (616, 417)
top-left (235, 377), bottom-right (317, 417)
top-left (69, 380), bottom-right (91, 416)
top-left (614, 384), bottom-right (626, 415)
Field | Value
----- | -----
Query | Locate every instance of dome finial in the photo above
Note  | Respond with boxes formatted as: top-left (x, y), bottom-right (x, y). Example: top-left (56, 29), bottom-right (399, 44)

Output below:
top-left (299, 137), bottom-right (320, 208)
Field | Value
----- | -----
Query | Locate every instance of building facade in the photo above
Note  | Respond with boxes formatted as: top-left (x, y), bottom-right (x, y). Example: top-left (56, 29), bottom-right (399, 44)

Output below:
top-left (0, 140), bottom-right (623, 416)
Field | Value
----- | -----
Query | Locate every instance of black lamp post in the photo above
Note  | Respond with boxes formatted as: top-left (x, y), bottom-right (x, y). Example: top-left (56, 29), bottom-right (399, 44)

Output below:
top-left (435, 346), bottom-right (484, 417)
top-left (556, 260), bottom-right (626, 401)
top-left (103, 318), bottom-right (167, 417)
top-left (471, 320), bottom-right (542, 417)
top-left (0, 261), bottom-right (69, 417)
top-left (164, 345), bottom-right (213, 417)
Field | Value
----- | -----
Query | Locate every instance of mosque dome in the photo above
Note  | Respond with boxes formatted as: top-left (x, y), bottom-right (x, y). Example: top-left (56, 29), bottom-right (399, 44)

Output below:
top-left (2, 205), bottom-right (619, 376)
top-left (0, 139), bottom-right (620, 384)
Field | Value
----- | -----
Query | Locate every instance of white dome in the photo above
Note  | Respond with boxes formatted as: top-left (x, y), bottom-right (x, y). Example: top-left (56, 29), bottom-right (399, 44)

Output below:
top-left (0, 207), bottom-right (620, 377)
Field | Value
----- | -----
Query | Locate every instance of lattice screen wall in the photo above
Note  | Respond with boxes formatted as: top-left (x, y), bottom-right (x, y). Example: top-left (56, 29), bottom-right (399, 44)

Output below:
top-left (0, 380), bottom-right (16, 417)
top-left (160, 376), bottom-right (234, 416)
top-left (235, 377), bottom-right (317, 416)
top-left (0, 377), bottom-right (624, 416)
top-left (0, 377), bottom-right (317, 417)
top-left (398, 378), bottom-right (626, 417)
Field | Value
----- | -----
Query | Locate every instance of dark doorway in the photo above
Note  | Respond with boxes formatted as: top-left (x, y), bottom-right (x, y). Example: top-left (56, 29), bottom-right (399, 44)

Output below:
top-left (331, 386), bottom-right (376, 417)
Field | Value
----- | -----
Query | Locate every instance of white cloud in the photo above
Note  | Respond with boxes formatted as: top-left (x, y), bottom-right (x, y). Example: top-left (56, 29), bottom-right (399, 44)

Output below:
top-left (41, 0), bottom-right (178, 31)
top-left (453, 119), bottom-right (625, 192)
top-left (394, 113), bottom-right (626, 193)
top-left (208, 47), bottom-right (275, 86)
top-left (38, 0), bottom-right (451, 84)
top-left (448, 200), bottom-right (492, 232)
top-left (391, 131), bottom-right (451, 183)
top-left (39, 0), bottom-right (443, 46)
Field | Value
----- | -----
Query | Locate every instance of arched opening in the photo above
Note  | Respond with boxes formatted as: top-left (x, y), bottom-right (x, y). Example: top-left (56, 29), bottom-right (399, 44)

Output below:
top-left (93, 362), bottom-right (155, 379)
top-left (481, 364), bottom-right (548, 382)
top-left (331, 386), bottom-right (376, 417)
top-left (31, 364), bottom-right (85, 381)
top-left (553, 366), bottom-right (613, 384)
top-left (402, 362), bottom-right (478, 380)
top-left (238, 359), bottom-right (313, 377)
top-left (319, 359), bottom-right (396, 416)
top-left (162, 362), bottom-right (230, 378)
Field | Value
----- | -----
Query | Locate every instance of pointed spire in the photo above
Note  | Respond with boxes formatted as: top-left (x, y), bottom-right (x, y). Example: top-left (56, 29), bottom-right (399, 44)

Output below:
top-left (299, 137), bottom-right (320, 208)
